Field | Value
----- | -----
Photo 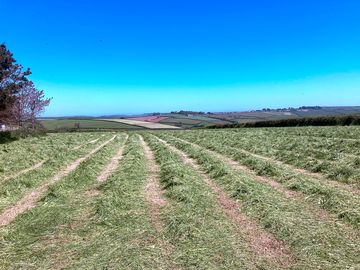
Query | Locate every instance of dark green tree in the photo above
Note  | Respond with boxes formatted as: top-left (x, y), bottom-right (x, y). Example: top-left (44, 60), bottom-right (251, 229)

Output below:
top-left (0, 44), bottom-right (31, 123)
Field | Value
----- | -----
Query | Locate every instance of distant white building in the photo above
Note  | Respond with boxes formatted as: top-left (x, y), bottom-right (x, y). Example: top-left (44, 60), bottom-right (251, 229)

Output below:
top-left (0, 124), bottom-right (6, 131)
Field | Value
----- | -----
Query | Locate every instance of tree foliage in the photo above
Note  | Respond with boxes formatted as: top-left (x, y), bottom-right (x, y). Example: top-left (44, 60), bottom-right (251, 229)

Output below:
top-left (0, 43), bottom-right (50, 129)
top-left (11, 81), bottom-right (51, 128)
top-left (0, 44), bottom-right (31, 122)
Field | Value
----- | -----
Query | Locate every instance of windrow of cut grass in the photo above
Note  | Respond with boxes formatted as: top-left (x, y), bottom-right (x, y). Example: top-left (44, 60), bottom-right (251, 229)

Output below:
top-left (97, 134), bottom-right (129, 182)
top-left (218, 129), bottom-right (360, 184)
top-left (191, 135), bottom-right (358, 193)
top-left (221, 128), bottom-right (360, 160)
top-left (171, 135), bottom-right (360, 224)
top-left (224, 126), bottom-right (360, 140)
top-left (142, 133), bottom-right (265, 269)
top-left (1, 135), bottom-right (106, 186)
top-left (155, 133), bottom-right (360, 269)
top-left (168, 131), bottom-right (360, 227)
top-left (151, 135), bottom-right (294, 267)
top-left (64, 134), bottom-right (175, 269)
top-left (0, 133), bottom-right (127, 269)
top-left (0, 132), bottom-right (101, 180)
top-left (224, 127), bottom-right (360, 158)
top-left (0, 135), bottom-right (118, 227)
top-left (0, 133), bottom-right (114, 213)
top-left (252, 136), bottom-right (360, 161)
top-left (175, 128), bottom-right (360, 187)
top-left (242, 138), bottom-right (360, 184)
top-left (253, 126), bottom-right (360, 140)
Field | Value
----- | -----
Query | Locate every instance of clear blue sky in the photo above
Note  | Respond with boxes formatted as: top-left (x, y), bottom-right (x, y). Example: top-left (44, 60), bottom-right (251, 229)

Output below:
top-left (2, 0), bottom-right (360, 116)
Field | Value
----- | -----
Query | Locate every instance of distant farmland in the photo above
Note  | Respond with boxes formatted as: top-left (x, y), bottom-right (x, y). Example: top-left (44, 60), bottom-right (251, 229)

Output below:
top-left (39, 106), bottom-right (360, 131)
top-left (101, 118), bottom-right (180, 129)
top-left (40, 119), bottom-right (142, 130)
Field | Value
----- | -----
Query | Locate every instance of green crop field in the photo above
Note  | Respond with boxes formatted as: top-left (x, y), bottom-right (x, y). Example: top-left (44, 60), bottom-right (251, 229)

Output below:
top-left (40, 119), bottom-right (142, 130)
top-left (159, 115), bottom-right (231, 128)
top-left (0, 126), bottom-right (359, 269)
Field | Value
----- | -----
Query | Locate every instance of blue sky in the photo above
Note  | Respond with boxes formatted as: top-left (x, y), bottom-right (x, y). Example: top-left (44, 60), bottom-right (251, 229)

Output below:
top-left (1, 0), bottom-right (360, 116)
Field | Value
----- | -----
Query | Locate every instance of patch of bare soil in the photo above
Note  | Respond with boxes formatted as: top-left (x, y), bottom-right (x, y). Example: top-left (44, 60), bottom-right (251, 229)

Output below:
top-left (89, 138), bottom-right (100, 144)
top-left (0, 136), bottom-right (116, 227)
top-left (2, 160), bottom-right (47, 183)
top-left (154, 136), bottom-right (293, 267)
top-left (139, 136), bottom-right (178, 269)
top-left (97, 135), bottom-right (128, 182)
top-left (139, 135), bottom-right (167, 232)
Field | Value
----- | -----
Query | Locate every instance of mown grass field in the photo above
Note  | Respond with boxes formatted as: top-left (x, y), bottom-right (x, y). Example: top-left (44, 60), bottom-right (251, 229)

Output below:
top-left (0, 126), bottom-right (359, 269)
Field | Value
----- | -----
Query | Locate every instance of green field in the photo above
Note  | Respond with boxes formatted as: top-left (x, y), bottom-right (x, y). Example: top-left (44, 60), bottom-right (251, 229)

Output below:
top-left (0, 126), bottom-right (359, 269)
top-left (201, 106), bottom-right (360, 124)
top-left (160, 115), bottom-right (231, 128)
top-left (41, 119), bottom-right (142, 130)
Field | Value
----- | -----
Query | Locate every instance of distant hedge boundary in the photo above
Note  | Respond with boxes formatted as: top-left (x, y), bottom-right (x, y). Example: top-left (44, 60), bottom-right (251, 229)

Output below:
top-left (208, 114), bottom-right (360, 129)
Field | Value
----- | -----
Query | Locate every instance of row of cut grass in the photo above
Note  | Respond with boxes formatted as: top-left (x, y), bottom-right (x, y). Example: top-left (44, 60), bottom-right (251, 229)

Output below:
top-left (168, 131), bottom-right (360, 227)
top-left (155, 133), bottom-right (360, 269)
top-left (247, 126), bottom-right (360, 140)
top-left (0, 133), bottom-right (114, 212)
top-left (226, 126), bottom-right (360, 140)
top-left (0, 132), bottom-right (101, 178)
top-left (142, 133), bottom-right (264, 269)
top-left (221, 129), bottom-right (360, 183)
top-left (0, 134), bottom-right (127, 269)
top-left (224, 128), bottom-right (360, 159)
top-left (179, 129), bottom-right (360, 186)
top-left (65, 134), bottom-right (171, 269)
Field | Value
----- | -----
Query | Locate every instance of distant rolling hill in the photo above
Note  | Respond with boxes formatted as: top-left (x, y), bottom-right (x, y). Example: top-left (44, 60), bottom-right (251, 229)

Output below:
top-left (40, 106), bottom-right (360, 130)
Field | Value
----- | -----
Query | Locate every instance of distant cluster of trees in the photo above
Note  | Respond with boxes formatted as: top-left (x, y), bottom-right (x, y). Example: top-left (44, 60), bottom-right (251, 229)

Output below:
top-left (170, 110), bottom-right (210, 115)
top-left (208, 115), bottom-right (360, 129)
top-left (0, 44), bottom-right (50, 132)
top-left (171, 107), bottom-right (324, 116)
top-left (254, 106), bottom-right (322, 112)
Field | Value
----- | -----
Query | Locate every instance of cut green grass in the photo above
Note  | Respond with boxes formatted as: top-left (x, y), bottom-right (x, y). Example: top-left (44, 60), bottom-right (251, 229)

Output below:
top-left (143, 133), bottom-right (274, 269)
top-left (155, 133), bottom-right (360, 269)
top-left (1, 127), bottom-right (359, 269)
top-left (66, 134), bottom-right (172, 269)
top-left (168, 132), bottom-right (360, 227)
top-left (0, 134), bottom-right (114, 213)
top-left (0, 132), bottom-right (100, 178)
top-left (0, 134), bottom-right (127, 269)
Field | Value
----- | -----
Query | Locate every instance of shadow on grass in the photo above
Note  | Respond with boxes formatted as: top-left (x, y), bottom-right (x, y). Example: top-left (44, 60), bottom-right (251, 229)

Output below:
top-left (0, 131), bottom-right (18, 144)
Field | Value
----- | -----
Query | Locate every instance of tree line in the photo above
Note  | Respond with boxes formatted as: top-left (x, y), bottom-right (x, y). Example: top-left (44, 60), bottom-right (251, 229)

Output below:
top-left (0, 44), bottom-right (50, 132)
